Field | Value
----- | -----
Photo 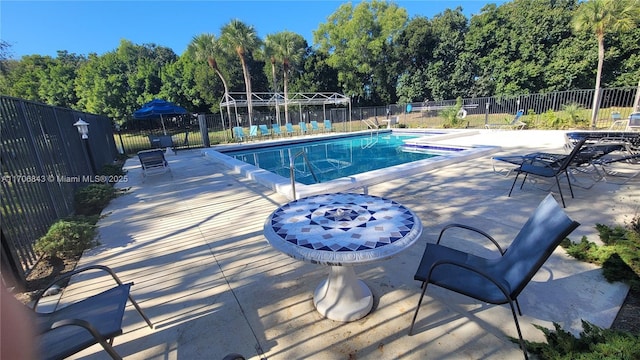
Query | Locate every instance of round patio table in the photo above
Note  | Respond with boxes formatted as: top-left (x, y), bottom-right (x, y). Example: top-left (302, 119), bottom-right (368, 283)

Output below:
top-left (263, 192), bottom-right (423, 321)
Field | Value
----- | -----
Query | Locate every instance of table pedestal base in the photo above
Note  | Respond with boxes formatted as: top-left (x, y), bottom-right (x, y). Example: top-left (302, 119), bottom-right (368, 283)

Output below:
top-left (313, 266), bottom-right (373, 322)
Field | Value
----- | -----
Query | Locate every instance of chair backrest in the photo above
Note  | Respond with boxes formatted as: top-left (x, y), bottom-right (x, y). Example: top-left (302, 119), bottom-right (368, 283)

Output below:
top-left (272, 123), bottom-right (282, 134)
top-left (300, 122), bottom-right (308, 133)
top-left (497, 194), bottom-right (580, 297)
top-left (249, 125), bottom-right (258, 137)
top-left (233, 127), bottom-right (244, 139)
top-left (259, 124), bottom-right (270, 136)
top-left (286, 123), bottom-right (294, 133)
top-left (324, 120), bottom-right (332, 129)
top-left (138, 149), bottom-right (166, 167)
top-left (556, 138), bottom-right (587, 171)
top-left (511, 110), bottom-right (524, 124)
top-left (311, 121), bottom-right (319, 130)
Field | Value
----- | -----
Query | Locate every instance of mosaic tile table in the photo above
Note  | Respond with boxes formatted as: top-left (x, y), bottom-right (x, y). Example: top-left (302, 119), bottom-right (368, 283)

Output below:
top-left (263, 193), bottom-right (423, 321)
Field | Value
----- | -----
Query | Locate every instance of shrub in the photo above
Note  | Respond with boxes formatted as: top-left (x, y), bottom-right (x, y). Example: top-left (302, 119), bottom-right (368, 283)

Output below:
top-left (74, 184), bottom-right (116, 216)
top-left (34, 218), bottom-right (97, 258)
top-left (98, 164), bottom-right (126, 177)
top-left (562, 218), bottom-right (640, 291)
top-left (524, 320), bottom-right (640, 359)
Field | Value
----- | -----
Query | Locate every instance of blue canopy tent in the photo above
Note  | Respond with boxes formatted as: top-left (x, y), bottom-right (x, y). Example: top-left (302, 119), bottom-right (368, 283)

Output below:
top-left (133, 99), bottom-right (188, 135)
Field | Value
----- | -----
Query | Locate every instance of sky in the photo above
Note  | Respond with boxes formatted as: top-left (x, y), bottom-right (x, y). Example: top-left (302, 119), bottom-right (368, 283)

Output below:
top-left (1, 0), bottom-right (506, 60)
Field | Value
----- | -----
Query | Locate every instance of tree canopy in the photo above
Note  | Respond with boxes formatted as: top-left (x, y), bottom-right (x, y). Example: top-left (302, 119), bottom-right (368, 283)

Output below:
top-left (0, 0), bottom-right (638, 122)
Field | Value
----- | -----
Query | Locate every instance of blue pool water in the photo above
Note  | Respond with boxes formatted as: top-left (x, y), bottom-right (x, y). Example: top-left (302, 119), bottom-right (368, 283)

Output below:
top-left (223, 133), bottom-right (453, 185)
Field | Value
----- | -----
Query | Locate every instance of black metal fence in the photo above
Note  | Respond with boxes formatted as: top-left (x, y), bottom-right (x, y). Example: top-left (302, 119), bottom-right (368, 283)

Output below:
top-left (112, 87), bottom-right (637, 154)
top-left (1, 96), bottom-right (117, 286)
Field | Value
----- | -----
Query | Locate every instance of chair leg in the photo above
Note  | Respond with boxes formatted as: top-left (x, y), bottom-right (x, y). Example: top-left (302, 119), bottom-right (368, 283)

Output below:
top-left (508, 173), bottom-right (520, 197)
top-left (553, 175), bottom-right (566, 208)
top-left (515, 298), bottom-right (523, 316)
top-left (409, 282), bottom-right (429, 336)
top-left (507, 300), bottom-right (529, 360)
top-left (519, 173), bottom-right (529, 190)
top-left (564, 170), bottom-right (575, 198)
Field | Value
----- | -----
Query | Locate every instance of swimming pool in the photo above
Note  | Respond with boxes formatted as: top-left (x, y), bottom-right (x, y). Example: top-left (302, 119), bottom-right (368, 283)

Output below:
top-left (202, 130), bottom-right (500, 199)
top-left (223, 133), bottom-right (451, 185)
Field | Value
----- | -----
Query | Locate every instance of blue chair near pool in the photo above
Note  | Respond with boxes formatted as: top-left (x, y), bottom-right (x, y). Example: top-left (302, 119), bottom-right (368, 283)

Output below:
top-left (324, 120), bottom-right (333, 132)
top-left (259, 124), bottom-right (271, 137)
top-left (272, 123), bottom-right (283, 137)
top-left (311, 121), bottom-right (320, 133)
top-left (249, 125), bottom-right (258, 141)
top-left (300, 122), bottom-right (309, 135)
top-left (233, 126), bottom-right (246, 142)
top-left (285, 123), bottom-right (295, 136)
top-left (409, 194), bottom-right (580, 359)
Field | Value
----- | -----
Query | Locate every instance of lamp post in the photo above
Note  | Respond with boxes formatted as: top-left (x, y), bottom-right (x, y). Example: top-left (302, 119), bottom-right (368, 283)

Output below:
top-left (73, 118), bottom-right (96, 174)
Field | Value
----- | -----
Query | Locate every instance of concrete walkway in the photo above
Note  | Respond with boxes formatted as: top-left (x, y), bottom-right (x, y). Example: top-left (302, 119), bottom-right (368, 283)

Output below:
top-left (65, 130), bottom-right (635, 359)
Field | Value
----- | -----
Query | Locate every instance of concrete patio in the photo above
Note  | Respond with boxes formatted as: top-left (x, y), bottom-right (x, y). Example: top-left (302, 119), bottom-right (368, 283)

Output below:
top-left (62, 129), bottom-right (635, 359)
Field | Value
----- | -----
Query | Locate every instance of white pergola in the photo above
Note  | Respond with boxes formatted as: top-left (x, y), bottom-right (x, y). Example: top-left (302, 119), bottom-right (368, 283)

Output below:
top-left (219, 92), bottom-right (352, 129)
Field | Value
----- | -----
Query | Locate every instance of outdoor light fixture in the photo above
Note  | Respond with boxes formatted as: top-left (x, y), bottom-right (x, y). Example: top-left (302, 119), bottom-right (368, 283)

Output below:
top-left (73, 119), bottom-right (90, 139)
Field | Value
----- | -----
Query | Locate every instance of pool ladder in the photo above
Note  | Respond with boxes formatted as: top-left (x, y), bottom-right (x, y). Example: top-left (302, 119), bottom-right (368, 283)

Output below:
top-left (288, 149), bottom-right (318, 200)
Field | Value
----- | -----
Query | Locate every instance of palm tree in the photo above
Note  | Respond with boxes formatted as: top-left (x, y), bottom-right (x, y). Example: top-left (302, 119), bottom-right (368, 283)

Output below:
top-left (270, 32), bottom-right (307, 125)
top-left (187, 33), bottom-right (234, 129)
top-left (572, 0), bottom-right (639, 128)
top-left (221, 20), bottom-right (261, 127)
top-left (261, 34), bottom-right (281, 125)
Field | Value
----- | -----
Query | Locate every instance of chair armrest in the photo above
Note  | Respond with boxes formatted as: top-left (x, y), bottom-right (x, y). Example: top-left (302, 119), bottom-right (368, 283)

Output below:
top-left (426, 259), bottom-right (512, 302)
top-left (48, 319), bottom-right (122, 359)
top-left (32, 265), bottom-right (125, 310)
top-left (437, 224), bottom-right (504, 255)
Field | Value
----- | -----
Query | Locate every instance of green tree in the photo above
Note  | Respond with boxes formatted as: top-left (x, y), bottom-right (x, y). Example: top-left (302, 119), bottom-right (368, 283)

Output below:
top-left (265, 31), bottom-right (307, 124)
top-left (314, 0), bottom-right (407, 105)
top-left (393, 16), bottom-right (434, 103)
top-left (572, 0), bottom-right (640, 127)
top-left (425, 7), bottom-right (471, 100)
top-left (221, 19), bottom-right (262, 127)
top-left (188, 34), bottom-right (233, 128)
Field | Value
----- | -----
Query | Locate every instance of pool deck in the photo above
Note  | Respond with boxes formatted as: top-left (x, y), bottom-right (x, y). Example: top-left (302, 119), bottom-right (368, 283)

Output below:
top-left (60, 129), bottom-right (635, 359)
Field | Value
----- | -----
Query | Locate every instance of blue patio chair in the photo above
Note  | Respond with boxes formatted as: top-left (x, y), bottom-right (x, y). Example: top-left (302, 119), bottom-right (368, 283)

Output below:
top-left (272, 123), bottom-right (283, 136)
top-left (233, 126), bottom-right (246, 142)
top-left (285, 123), bottom-right (295, 136)
top-left (32, 265), bottom-right (153, 360)
top-left (409, 194), bottom-right (580, 360)
top-left (300, 122), bottom-right (309, 134)
top-left (323, 120), bottom-right (333, 132)
top-left (486, 110), bottom-right (526, 130)
top-left (249, 125), bottom-right (258, 140)
top-left (310, 120), bottom-right (320, 133)
top-left (259, 124), bottom-right (270, 137)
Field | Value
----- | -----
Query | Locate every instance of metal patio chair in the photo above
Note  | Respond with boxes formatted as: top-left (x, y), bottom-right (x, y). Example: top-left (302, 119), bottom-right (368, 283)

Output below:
top-left (32, 265), bottom-right (153, 360)
top-left (408, 194), bottom-right (580, 359)
top-left (508, 139), bottom-right (587, 207)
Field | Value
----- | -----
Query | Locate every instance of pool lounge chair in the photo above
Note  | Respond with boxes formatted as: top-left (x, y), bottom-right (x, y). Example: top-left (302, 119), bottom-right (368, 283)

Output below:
top-left (249, 125), bottom-right (258, 140)
top-left (272, 123), bottom-right (283, 136)
top-left (409, 194), bottom-right (580, 360)
top-left (323, 120), bottom-right (333, 132)
top-left (233, 126), bottom-right (246, 142)
top-left (300, 122), bottom-right (309, 135)
top-left (310, 121), bottom-right (320, 133)
top-left (508, 139), bottom-right (587, 207)
top-left (486, 110), bottom-right (526, 130)
top-left (259, 124), bottom-right (271, 137)
top-left (285, 123), bottom-right (295, 136)
top-left (137, 149), bottom-right (171, 178)
top-left (32, 265), bottom-right (153, 360)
